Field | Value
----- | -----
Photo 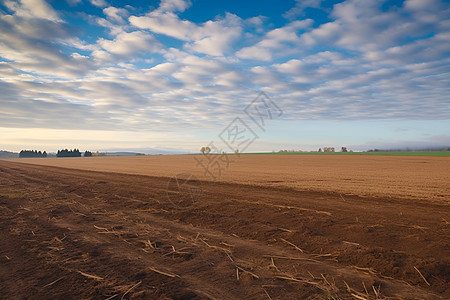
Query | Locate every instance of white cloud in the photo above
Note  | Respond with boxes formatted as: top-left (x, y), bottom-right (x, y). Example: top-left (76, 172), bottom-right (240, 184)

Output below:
top-left (235, 46), bottom-right (272, 61)
top-left (4, 0), bottom-right (60, 21)
top-left (185, 13), bottom-right (242, 56)
top-left (103, 6), bottom-right (129, 24)
top-left (274, 51), bottom-right (345, 76)
top-left (245, 16), bottom-right (264, 27)
top-left (274, 59), bottom-right (303, 74)
top-left (158, 0), bottom-right (191, 13)
top-left (89, 0), bottom-right (108, 8)
top-left (261, 20), bottom-right (312, 47)
top-left (128, 0), bottom-right (195, 40)
top-left (0, 8), bottom-right (94, 78)
top-left (236, 20), bottom-right (312, 61)
top-left (283, 0), bottom-right (324, 19)
top-left (161, 49), bottom-right (241, 90)
top-left (404, 0), bottom-right (442, 11)
top-left (97, 31), bottom-right (161, 57)
top-left (301, 0), bottom-right (448, 53)
top-left (147, 62), bottom-right (178, 74)
top-left (129, 12), bottom-right (195, 40)
top-left (214, 71), bottom-right (244, 88)
top-left (130, 4), bottom-right (242, 56)
top-left (94, 16), bottom-right (129, 36)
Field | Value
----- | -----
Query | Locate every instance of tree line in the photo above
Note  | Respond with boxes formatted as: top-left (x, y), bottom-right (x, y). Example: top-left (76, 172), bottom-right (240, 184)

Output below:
top-left (57, 149), bottom-right (81, 157)
top-left (18, 149), bottom-right (93, 158)
top-left (19, 150), bottom-right (47, 158)
top-left (56, 149), bottom-right (92, 157)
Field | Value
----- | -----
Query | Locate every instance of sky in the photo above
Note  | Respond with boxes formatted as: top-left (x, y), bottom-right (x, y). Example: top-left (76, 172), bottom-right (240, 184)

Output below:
top-left (0, 0), bottom-right (449, 153)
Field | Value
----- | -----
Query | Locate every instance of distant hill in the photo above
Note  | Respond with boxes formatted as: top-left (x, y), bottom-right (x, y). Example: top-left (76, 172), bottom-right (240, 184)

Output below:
top-left (0, 150), bottom-right (19, 158)
top-left (100, 147), bottom-right (189, 155)
top-left (367, 147), bottom-right (449, 152)
top-left (103, 152), bottom-right (146, 156)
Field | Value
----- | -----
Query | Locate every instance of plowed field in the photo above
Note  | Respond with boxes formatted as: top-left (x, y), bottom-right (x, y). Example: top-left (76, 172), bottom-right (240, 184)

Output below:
top-left (0, 155), bottom-right (448, 299)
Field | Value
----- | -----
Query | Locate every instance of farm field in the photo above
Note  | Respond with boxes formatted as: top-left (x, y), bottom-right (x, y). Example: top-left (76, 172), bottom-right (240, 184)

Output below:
top-left (0, 156), bottom-right (449, 299)
top-left (8, 155), bottom-right (450, 202)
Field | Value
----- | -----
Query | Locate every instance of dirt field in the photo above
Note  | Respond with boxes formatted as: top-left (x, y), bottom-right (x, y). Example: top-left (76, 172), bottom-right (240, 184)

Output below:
top-left (10, 155), bottom-right (450, 202)
top-left (0, 156), bottom-right (449, 299)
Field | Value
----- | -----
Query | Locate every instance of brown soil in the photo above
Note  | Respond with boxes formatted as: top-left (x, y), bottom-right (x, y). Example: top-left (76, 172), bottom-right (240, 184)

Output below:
top-left (10, 155), bottom-right (450, 202)
top-left (0, 157), bottom-right (449, 299)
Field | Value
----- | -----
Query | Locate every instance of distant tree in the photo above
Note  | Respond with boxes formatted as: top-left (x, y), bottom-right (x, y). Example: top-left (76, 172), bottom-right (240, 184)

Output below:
top-left (318, 148), bottom-right (322, 152)
top-left (19, 150), bottom-right (47, 158)
top-left (234, 149), bottom-right (239, 154)
top-left (56, 148), bottom-right (82, 157)
top-left (341, 147), bottom-right (348, 152)
top-left (200, 146), bottom-right (211, 154)
top-left (84, 151), bottom-right (93, 157)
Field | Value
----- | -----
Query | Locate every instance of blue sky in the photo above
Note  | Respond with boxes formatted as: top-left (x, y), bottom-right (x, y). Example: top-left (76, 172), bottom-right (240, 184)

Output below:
top-left (0, 0), bottom-right (449, 153)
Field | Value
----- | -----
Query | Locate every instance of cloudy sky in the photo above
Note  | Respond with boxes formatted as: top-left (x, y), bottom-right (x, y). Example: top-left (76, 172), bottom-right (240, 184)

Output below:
top-left (0, 0), bottom-right (449, 153)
